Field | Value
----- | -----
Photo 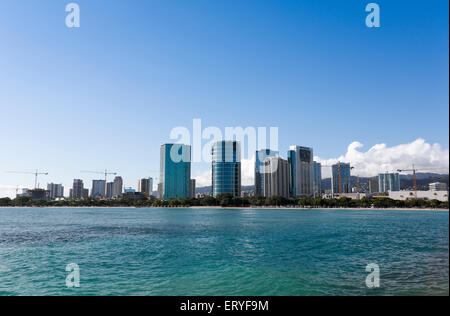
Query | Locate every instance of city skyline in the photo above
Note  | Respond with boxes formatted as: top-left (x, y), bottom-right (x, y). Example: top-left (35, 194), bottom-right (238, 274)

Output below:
top-left (0, 0), bottom-right (448, 300)
top-left (1, 137), bottom-right (450, 199)
top-left (1, 0), bottom-right (449, 197)
top-left (4, 138), bottom-right (448, 200)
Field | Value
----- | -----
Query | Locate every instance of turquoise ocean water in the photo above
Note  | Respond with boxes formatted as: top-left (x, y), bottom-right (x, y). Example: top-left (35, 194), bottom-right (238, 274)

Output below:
top-left (0, 207), bottom-right (448, 296)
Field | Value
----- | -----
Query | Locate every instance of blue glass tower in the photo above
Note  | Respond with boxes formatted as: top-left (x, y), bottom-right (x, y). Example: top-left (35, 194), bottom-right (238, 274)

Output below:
top-left (331, 162), bottom-right (352, 197)
top-left (313, 161), bottom-right (322, 198)
top-left (288, 146), bottom-right (314, 197)
top-left (160, 144), bottom-right (191, 200)
top-left (255, 149), bottom-right (279, 196)
top-left (378, 173), bottom-right (400, 193)
top-left (212, 141), bottom-right (241, 197)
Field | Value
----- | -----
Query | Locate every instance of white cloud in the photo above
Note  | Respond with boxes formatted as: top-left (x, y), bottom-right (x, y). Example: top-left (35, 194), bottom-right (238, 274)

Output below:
top-left (316, 138), bottom-right (449, 178)
top-left (195, 170), bottom-right (211, 187)
top-left (196, 139), bottom-right (449, 186)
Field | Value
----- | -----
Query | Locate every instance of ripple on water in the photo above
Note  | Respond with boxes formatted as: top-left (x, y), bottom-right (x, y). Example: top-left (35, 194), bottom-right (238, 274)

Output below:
top-left (0, 208), bottom-right (448, 296)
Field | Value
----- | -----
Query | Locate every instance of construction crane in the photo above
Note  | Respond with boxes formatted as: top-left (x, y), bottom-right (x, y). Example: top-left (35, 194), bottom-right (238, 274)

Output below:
top-left (396, 165), bottom-right (443, 199)
top-left (356, 175), bottom-right (372, 199)
top-left (80, 170), bottom-right (117, 198)
top-left (397, 165), bottom-right (420, 199)
top-left (321, 163), bottom-right (354, 197)
top-left (5, 170), bottom-right (48, 189)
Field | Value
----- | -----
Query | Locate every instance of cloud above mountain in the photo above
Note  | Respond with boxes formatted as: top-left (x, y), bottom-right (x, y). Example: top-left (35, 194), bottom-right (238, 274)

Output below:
top-left (195, 138), bottom-right (449, 187)
top-left (316, 138), bottom-right (449, 178)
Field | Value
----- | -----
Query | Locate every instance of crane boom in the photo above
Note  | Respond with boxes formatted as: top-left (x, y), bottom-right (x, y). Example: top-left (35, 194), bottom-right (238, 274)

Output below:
top-left (6, 170), bottom-right (48, 189)
top-left (396, 165), bottom-right (444, 199)
top-left (321, 163), bottom-right (354, 197)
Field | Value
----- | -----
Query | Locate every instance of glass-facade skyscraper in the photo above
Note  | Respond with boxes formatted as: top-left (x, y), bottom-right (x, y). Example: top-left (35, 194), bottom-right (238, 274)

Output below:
top-left (378, 173), bottom-right (400, 193)
top-left (288, 146), bottom-right (314, 197)
top-left (331, 162), bottom-right (352, 197)
top-left (91, 180), bottom-right (106, 199)
top-left (106, 182), bottom-right (114, 199)
top-left (255, 149), bottom-right (279, 196)
top-left (313, 161), bottom-right (322, 198)
top-left (160, 144), bottom-right (191, 200)
top-left (212, 141), bottom-right (241, 197)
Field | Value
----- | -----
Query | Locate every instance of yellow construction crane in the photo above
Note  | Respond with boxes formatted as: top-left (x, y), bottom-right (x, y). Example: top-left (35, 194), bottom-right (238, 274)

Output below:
top-left (397, 165), bottom-right (443, 199)
top-left (6, 170), bottom-right (48, 189)
top-left (355, 175), bottom-right (373, 200)
top-left (321, 163), bottom-right (354, 197)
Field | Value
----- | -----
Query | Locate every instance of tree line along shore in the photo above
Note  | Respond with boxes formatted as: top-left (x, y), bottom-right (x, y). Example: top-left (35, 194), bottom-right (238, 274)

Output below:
top-left (0, 194), bottom-right (448, 209)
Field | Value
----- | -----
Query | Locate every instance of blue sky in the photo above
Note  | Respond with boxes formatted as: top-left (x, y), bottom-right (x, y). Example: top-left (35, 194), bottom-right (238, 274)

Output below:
top-left (0, 0), bottom-right (448, 196)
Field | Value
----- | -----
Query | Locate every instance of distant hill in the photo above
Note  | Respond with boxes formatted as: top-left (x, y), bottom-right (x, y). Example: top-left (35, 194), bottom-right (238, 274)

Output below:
top-left (398, 173), bottom-right (448, 190)
top-left (399, 172), bottom-right (447, 180)
top-left (194, 173), bottom-right (449, 194)
top-left (196, 186), bottom-right (212, 194)
top-left (322, 173), bottom-right (449, 191)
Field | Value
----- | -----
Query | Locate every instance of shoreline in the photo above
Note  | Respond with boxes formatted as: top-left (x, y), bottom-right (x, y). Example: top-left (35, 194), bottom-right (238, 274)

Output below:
top-left (0, 206), bottom-right (448, 211)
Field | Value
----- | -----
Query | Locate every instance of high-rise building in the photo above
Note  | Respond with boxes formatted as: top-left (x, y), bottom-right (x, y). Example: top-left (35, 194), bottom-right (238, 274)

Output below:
top-left (47, 183), bottom-right (64, 199)
top-left (212, 141), bottom-right (241, 197)
top-left (91, 180), bottom-right (106, 199)
top-left (72, 179), bottom-right (84, 200)
top-left (106, 182), bottom-right (114, 199)
top-left (149, 178), bottom-right (154, 195)
top-left (113, 176), bottom-right (123, 198)
top-left (157, 183), bottom-right (163, 200)
top-left (331, 162), bottom-right (352, 197)
top-left (138, 178), bottom-right (153, 196)
top-left (429, 182), bottom-right (448, 191)
top-left (378, 173), bottom-right (400, 193)
top-left (263, 157), bottom-right (290, 198)
top-left (160, 144), bottom-right (191, 200)
top-left (288, 146), bottom-right (314, 197)
top-left (189, 179), bottom-right (196, 199)
top-left (82, 188), bottom-right (89, 199)
top-left (255, 149), bottom-right (279, 196)
top-left (313, 162), bottom-right (322, 198)
top-left (369, 178), bottom-right (379, 194)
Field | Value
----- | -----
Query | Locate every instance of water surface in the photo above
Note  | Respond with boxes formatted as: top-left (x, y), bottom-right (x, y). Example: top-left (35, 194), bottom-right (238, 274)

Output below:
top-left (0, 208), bottom-right (448, 296)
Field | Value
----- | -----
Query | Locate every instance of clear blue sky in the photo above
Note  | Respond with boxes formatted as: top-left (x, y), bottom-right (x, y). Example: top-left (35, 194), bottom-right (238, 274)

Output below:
top-left (0, 0), bottom-right (448, 193)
